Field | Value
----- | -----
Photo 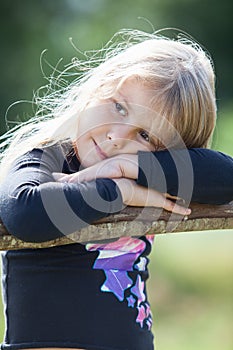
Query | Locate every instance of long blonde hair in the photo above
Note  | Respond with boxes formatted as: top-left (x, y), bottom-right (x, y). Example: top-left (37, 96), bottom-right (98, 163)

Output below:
top-left (0, 28), bottom-right (216, 180)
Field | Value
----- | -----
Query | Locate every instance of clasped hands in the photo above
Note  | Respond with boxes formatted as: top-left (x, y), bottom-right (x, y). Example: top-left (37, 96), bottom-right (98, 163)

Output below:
top-left (53, 154), bottom-right (191, 216)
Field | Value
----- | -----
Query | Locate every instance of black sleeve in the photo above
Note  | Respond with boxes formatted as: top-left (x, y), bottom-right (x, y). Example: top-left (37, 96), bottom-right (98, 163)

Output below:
top-left (137, 148), bottom-right (233, 204)
top-left (0, 147), bottom-right (123, 243)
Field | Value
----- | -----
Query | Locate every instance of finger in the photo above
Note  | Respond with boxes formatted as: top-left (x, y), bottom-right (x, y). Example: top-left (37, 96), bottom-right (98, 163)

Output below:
top-left (163, 198), bottom-right (191, 216)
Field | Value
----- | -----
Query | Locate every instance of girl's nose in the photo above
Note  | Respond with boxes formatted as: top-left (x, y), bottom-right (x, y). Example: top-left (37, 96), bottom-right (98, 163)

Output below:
top-left (106, 125), bottom-right (134, 148)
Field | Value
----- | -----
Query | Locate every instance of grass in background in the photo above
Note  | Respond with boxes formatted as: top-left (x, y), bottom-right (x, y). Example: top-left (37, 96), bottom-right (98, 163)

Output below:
top-left (213, 103), bottom-right (233, 155)
top-left (148, 231), bottom-right (233, 350)
top-left (0, 106), bottom-right (232, 347)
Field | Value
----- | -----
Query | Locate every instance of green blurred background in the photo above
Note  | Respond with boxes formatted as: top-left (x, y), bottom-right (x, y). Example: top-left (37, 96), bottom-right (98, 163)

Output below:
top-left (0, 0), bottom-right (232, 349)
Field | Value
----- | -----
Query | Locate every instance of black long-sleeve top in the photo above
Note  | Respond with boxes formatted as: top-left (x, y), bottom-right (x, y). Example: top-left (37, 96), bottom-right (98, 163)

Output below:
top-left (1, 142), bottom-right (233, 350)
top-left (0, 142), bottom-right (233, 243)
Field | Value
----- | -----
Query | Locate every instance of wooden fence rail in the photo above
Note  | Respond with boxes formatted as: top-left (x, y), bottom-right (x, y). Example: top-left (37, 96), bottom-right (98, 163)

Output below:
top-left (0, 202), bottom-right (233, 250)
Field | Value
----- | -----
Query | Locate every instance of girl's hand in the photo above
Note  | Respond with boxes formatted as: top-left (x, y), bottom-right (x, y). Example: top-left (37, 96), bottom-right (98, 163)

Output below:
top-left (53, 154), bottom-right (139, 183)
top-left (52, 155), bottom-right (190, 216)
top-left (114, 178), bottom-right (191, 216)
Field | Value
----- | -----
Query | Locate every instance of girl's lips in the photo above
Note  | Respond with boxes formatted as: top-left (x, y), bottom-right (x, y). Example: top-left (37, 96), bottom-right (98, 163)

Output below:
top-left (93, 139), bottom-right (108, 159)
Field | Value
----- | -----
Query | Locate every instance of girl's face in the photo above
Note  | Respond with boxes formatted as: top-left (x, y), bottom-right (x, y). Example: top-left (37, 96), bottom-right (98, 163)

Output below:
top-left (76, 79), bottom-right (160, 167)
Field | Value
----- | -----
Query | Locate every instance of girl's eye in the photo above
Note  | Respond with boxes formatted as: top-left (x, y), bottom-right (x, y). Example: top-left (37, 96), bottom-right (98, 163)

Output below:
top-left (139, 130), bottom-right (150, 143)
top-left (115, 102), bottom-right (127, 116)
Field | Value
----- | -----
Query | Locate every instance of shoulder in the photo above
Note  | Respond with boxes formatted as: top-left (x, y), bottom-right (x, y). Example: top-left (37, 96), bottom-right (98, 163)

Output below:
top-left (9, 141), bottom-right (80, 174)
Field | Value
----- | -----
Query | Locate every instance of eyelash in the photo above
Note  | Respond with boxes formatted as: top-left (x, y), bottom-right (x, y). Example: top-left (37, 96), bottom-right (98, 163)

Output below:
top-left (115, 102), bottom-right (127, 116)
top-left (114, 100), bottom-right (152, 144)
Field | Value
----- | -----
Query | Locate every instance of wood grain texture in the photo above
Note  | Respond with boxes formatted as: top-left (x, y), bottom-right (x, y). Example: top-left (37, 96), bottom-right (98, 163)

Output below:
top-left (0, 202), bottom-right (233, 250)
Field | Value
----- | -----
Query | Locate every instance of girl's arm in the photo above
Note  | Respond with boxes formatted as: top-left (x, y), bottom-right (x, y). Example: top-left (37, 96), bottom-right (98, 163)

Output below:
top-left (56, 148), bottom-right (233, 205)
top-left (0, 147), bottom-right (123, 243)
top-left (0, 146), bottom-right (188, 243)
top-left (137, 148), bottom-right (233, 204)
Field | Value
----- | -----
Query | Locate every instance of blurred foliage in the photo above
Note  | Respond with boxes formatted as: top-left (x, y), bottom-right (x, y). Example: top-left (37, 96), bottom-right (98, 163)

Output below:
top-left (0, 1), bottom-right (232, 349)
top-left (213, 104), bottom-right (233, 156)
top-left (149, 230), bottom-right (233, 350)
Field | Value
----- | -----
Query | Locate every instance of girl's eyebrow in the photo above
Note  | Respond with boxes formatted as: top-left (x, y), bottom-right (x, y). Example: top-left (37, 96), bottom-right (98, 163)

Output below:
top-left (117, 91), bottom-right (131, 111)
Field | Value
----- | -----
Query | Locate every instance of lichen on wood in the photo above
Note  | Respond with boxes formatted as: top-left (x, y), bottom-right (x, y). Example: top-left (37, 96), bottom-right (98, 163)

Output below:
top-left (0, 202), bottom-right (232, 250)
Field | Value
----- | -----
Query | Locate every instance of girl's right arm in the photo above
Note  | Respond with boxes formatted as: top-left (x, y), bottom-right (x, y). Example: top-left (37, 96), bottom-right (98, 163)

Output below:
top-left (0, 145), bottom-right (189, 244)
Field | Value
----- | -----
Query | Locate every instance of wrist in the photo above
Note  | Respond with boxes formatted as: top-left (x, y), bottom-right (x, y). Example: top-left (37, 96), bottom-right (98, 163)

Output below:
top-left (113, 154), bottom-right (138, 179)
top-left (113, 178), bottom-right (132, 204)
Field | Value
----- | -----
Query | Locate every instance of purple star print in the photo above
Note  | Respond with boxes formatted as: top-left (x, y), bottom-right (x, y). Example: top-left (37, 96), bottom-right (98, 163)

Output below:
top-left (101, 270), bottom-right (133, 301)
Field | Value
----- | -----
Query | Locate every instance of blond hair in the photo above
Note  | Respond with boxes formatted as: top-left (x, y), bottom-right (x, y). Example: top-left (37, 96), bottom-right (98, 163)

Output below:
top-left (0, 29), bottom-right (216, 180)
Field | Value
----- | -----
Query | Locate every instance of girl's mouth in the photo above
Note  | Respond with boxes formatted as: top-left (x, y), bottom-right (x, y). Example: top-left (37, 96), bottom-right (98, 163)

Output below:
top-left (93, 139), bottom-right (108, 160)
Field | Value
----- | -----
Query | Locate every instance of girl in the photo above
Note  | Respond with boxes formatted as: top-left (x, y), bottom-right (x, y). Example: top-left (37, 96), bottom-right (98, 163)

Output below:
top-left (0, 29), bottom-right (232, 350)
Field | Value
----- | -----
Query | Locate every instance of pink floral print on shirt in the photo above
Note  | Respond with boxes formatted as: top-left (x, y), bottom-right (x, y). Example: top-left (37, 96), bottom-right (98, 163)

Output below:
top-left (86, 235), bottom-right (154, 329)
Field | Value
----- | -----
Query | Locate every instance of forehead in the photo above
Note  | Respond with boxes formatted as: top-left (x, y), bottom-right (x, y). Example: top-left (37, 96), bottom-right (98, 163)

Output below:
top-left (117, 79), bottom-right (154, 108)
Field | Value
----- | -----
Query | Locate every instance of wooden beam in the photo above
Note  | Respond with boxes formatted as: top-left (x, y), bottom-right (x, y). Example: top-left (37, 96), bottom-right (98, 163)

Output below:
top-left (0, 202), bottom-right (233, 250)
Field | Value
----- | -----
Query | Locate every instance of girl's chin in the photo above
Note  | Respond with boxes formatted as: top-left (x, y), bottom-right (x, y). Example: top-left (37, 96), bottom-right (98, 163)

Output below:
top-left (80, 158), bottom-right (99, 168)
top-left (80, 151), bottom-right (106, 167)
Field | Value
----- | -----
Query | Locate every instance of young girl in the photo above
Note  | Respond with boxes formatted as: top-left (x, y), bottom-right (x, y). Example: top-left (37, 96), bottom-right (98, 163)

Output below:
top-left (0, 29), bottom-right (232, 350)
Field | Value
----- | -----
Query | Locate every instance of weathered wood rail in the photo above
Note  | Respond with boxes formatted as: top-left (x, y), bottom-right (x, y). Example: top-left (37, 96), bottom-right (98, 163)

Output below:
top-left (0, 202), bottom-right (233, 250)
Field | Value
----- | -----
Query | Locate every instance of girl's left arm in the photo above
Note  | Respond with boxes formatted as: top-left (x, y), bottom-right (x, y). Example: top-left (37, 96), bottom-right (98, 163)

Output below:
top-left (137, 148), bottom-right (233, 204)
